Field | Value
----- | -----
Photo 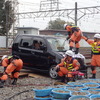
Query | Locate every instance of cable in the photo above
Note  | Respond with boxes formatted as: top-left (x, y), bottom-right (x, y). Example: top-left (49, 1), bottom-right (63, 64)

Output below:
top-left (4, 89), bottom-right (33, 100)
top-left (4, 82), bottom-right (51, 100)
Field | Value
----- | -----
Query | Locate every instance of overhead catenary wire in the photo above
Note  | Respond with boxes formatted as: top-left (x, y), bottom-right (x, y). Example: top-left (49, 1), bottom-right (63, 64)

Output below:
top-left (17, 0), bottom-right (100, 32)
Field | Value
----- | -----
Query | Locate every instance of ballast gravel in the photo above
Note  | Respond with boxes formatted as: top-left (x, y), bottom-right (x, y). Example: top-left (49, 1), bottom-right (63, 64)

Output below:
top-left (0, 77), bottom-right (57, 100)
top-left (0, 67), bottom-right (100, 100)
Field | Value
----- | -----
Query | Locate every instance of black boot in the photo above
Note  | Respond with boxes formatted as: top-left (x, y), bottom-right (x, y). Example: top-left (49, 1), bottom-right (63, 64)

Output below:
top-left (89, 66), bottom-right (96, 79)
top-left (90, 74), bottom-right (96, 79)
top-left (67, 77), bottom-right (74, 82)
top-left (75, 48), bottom-right (79, 54)
top-left (60, 76), bottom-right (65, 82)
top-left (92, 74), bottom-right (96, 78)
top-left (0, 80), bottom-right (5, 88)
top-left (12, 78), bottom-right (17, 85)
top-left (69, 46), bottom-right (73, 50)
top-left (54, 76), bottom-right (66, 85)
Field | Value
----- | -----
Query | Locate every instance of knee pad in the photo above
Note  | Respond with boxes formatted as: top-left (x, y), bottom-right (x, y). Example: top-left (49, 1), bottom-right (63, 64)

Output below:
top-left (56, 67), bottom-right (60, 72)
top-left (1, 74), bottom-right (8, 80)
top-left (13, 72), bottom-right (19, 78)
top-left (58, 71), bottom-right (63, 77)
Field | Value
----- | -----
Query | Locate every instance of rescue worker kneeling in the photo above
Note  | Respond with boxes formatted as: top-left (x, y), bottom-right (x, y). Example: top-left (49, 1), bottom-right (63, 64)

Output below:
top-left (55, 50), bottom-right (80, 82)
top-left (0, 55), bottom-right (23, 88)
top-left (1, 55), bottom-right (13, 72)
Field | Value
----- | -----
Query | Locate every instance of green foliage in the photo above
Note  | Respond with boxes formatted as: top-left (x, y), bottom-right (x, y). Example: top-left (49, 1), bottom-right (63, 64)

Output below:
top-left (46, 18), bottom-right (74, 30)
top-left (0, 0), bottom-right (15, 35)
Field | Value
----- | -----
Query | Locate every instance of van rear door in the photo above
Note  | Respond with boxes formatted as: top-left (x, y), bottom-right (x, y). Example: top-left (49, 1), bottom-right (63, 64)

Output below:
top-left (18, 36), bottom-right (34, 67)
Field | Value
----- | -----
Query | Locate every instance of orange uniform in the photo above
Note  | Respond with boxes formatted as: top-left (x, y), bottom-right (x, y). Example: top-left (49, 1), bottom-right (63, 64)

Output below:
top-left (65, 25), bottom-right (82, 54)
top-left (1, 58), bottom-right (23, 80)
top-left (70, 30), bottom-right (82, 48)
top-left (82, 36), bottom-right (100, 76)
top-left (57, 58), bottom-right (80, 78)
top-left (1, 58), bottom-right (10, 71)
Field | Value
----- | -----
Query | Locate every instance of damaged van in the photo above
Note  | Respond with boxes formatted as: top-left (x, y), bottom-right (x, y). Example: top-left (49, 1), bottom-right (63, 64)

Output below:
top-left (12, 34), bottom-right (69, 78)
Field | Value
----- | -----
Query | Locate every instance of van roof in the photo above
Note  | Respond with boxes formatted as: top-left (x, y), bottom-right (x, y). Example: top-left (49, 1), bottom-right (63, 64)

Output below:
top-left (17, 34), bottom-right (66, 38)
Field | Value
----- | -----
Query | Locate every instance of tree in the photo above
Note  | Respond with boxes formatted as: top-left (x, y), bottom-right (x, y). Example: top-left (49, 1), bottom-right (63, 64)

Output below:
top-left (46, 18), bottom-right (74, 30)
top-left (0, 0), bottom-right (15, 35)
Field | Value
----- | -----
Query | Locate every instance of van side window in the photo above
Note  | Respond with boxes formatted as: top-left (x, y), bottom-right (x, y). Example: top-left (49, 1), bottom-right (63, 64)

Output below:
top-left (32, 38), bottom-right (46, 50)
top-left (33, 40), bottom-right (40, 50)
top-left (20, 37), bottom-right (32, 48)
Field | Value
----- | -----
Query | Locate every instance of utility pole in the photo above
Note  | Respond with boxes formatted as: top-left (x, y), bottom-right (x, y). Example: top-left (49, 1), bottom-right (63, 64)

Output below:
top-left (6, 0), bottom-right (9, 49)
top-left (6, 10), bottom-right (8, 49)
top-left (75, 2), bottom-right (77, 26)
top-left (16, 1), bottom-right (100, 30)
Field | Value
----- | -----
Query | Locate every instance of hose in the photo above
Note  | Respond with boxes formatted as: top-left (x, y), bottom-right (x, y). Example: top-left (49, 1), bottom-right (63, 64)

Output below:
top-left (4, 89), bottom-right (33, 100)
top-left (4, 83), bottom-right (51, 100)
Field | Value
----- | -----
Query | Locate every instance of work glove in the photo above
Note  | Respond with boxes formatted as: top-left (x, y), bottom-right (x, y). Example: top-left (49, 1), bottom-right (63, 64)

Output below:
top-left (56, 65), bottom-right (59, 68)
top-left (55, 65), bottom-right (60, 72)
top-left (66, 36), bottom-right (70, 40)
top-left (71, 68), bottom-right (76, 72)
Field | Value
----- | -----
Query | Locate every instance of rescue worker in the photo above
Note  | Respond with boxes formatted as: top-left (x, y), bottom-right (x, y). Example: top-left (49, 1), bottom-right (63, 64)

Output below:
top-left (0, 55), bottom-right (23, 88)
top-left (82, 33), bottom-right (100, 78)
top-left (1, 55), bottom-right (13, 72)
top-left (64, 24), bottom-right (83, 54)
top-left (55, 50), bottom-right (80, 82)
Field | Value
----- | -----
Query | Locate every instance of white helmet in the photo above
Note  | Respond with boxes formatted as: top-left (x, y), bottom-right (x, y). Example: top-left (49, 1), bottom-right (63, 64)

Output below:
top-left (2, 55), bottom-right (7, 60)
top-left (94, 33), bottom-right (100, 38)
top-left (64, 24), bottom-right (67, 29)
top-left (65, 50), bottom-right (74, 57)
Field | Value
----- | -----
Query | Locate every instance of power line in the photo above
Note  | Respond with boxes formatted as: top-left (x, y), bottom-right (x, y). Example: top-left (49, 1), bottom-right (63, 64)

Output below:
top-left (19, 2), bottom-right (39, 6)
top-left (15, 0), bottom-right (100, 32)
top-left (17, 5), bottom-right (100, 21)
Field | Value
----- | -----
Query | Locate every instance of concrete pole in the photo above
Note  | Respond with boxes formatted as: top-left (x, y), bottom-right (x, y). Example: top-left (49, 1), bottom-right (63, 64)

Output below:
top-left (75, 2), bottom-right (77, 26)
top-left (6, 6), bottom-right (8, 49)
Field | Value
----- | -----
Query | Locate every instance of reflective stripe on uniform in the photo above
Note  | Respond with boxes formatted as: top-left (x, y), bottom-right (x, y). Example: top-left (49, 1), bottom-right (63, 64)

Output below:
top-left (64, 62), bottom-right (67, 67)
top-left (64, 62), bottom-right (74, 71)
top-left (92, 45), bottom-right (100, 54)
top-left (67, 64), bottom-right (73, 71)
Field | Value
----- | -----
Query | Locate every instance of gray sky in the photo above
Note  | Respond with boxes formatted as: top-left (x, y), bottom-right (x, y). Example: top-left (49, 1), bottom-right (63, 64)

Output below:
top-left (18, 0), bottom-right (100, 32)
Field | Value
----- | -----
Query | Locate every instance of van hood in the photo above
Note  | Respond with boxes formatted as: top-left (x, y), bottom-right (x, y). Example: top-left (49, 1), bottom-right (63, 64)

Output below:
top-left (58, 51), bottom-right (65, 57)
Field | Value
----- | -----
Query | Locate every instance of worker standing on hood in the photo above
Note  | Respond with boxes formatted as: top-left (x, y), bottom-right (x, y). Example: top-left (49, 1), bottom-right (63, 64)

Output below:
top-left (0, 55), bottom-right (23, 88)
top-left (55, 50), bottom-right (80, 82)
top-left (82, 33), bottom-right (100, 78)
top-left (64, 24), bottom-right (83, 54)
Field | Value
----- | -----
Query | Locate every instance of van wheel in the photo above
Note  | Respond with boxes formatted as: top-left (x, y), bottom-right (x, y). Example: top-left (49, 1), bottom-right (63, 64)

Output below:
top-left (49, 65), bottom-right (58, 79)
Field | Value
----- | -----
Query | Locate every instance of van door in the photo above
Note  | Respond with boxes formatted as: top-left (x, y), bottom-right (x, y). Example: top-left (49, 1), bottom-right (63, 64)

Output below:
top-left (30, 37), bottom-right (49, 70)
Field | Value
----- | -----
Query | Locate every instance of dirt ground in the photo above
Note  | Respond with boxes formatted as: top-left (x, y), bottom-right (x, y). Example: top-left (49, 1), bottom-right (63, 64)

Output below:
top-left (87, 67), bottom-right (100, 78)
top-left (0, 62), bottom-right (100, 100)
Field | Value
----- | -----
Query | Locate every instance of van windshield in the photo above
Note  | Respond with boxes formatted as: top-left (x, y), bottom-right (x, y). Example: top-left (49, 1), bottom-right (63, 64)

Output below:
top-left (47, 37), bottom-right (69, 52)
